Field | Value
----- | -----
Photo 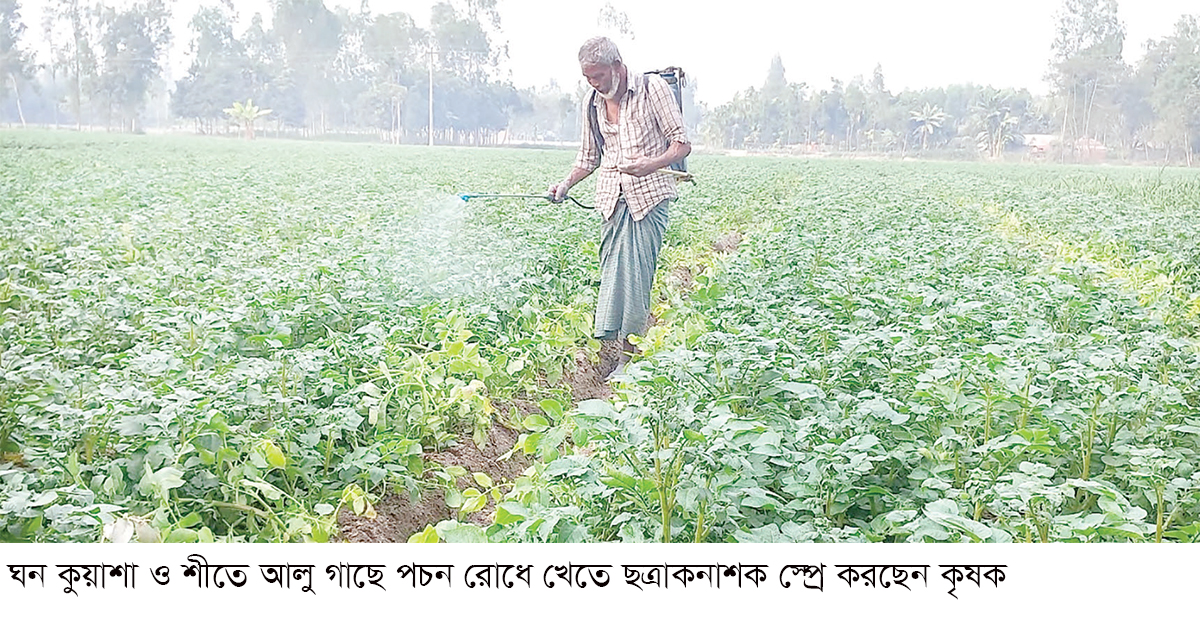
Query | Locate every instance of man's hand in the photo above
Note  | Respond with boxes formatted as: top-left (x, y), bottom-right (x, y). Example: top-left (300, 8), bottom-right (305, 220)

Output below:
top-left (616, 156), bottom-right (659, 178)
top-left (547, 181), bottom-right (570, 203)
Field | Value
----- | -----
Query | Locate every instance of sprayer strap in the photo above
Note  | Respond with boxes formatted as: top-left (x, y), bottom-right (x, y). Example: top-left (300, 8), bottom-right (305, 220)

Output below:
top-left (588, 90), bottom-right (604, 152)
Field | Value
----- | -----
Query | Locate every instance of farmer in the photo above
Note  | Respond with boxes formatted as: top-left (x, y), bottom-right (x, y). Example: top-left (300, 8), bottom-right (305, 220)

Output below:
top-left (547, 36), bottom-right (691, 381)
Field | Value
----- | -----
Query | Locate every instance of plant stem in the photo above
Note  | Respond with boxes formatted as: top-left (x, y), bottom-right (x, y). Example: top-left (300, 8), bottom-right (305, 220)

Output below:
top-left (324, 433), bottom-right (335, 475)
top-left (1082, 393), bottom-right (1099, 481)
top-left (1018, 372), bottom-right (1033, 430)
top-left (1155, 485), bottom-right (1164, 544)
top-left (982, 387), bottom-right (993, 446)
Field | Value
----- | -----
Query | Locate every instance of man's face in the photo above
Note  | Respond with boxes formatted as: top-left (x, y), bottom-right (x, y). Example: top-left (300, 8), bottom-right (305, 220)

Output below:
top-left (582, 62), bottom-right (620, 100)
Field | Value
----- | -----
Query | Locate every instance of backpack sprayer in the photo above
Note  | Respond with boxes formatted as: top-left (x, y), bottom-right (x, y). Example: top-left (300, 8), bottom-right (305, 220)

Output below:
top-left (461, 67), bottom-right (692, 210)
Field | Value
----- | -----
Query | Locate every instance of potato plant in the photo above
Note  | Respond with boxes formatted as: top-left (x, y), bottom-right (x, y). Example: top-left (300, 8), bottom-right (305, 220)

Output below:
top-left (1, 130), bottom-right (1198, 543)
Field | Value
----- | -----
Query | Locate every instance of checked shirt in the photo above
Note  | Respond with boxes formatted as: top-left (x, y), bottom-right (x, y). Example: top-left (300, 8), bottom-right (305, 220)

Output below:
top-left (572, 70), bottom-right (690, 221)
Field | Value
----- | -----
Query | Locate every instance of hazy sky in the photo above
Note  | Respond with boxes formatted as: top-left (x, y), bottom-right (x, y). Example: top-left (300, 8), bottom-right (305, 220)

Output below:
top-left (22, 0), bottom-right (1200, 105)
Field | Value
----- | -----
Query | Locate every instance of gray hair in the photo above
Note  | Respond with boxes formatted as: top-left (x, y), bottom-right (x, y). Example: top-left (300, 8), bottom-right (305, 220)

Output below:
top-left (578, 36), bottom-right (622, 66)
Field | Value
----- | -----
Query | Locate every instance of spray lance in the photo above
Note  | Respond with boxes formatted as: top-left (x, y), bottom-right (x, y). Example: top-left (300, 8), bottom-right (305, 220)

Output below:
top-left (460, 169), bottom-right (693, 210)
top-left (459, 192), bottom-right (594, 210)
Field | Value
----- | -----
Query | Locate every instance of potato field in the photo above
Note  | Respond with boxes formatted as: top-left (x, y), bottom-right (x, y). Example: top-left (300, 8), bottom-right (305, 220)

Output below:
top-left (2, 130), bottom-right (1199, 543)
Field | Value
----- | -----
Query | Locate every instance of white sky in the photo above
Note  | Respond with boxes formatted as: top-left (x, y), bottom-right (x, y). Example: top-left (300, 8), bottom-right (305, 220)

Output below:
top-left (20, 0), bottom-right (1199, 105)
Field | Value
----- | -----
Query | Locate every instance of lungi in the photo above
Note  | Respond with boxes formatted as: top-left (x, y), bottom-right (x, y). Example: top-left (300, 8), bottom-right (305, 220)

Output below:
top-left (594, 197), bottom-right (669, 341)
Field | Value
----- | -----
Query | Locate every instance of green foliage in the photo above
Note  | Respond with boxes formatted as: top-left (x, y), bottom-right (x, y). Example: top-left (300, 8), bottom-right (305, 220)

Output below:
top-left (0, 132), bottom-right (591, 541)
top-left (1, 131), bottom-right (1199, 544)
top-left (483, 157), bottom-right (1200, 543)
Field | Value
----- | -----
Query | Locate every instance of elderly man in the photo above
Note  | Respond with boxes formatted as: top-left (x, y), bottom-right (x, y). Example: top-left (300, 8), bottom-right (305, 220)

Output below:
top-left (548, 36), bottom-right (691, 380)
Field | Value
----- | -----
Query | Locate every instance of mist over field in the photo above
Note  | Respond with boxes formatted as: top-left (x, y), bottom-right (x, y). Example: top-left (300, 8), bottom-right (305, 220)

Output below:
top-left (2, 0), bottom-right (1199, 163)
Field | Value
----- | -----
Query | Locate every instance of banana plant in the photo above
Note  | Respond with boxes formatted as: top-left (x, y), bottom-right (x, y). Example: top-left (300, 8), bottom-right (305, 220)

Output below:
top-left (223, 99), bottom-right (273, 140)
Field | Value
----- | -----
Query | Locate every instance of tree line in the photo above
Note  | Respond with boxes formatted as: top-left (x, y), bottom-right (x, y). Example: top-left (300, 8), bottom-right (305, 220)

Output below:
top-left (1, 0), bottom-right (575, 144)
top-left (704, 0), bottom-right (1200, 164)
top-left (0, 0), bottom-right (1197, 162)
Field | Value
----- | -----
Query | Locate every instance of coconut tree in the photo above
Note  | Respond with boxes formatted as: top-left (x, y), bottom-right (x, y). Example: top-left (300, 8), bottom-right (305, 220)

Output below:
top-left (910, 103), bottom-right (947, 150)
top-left (223, 98), bottom-right (272, 139)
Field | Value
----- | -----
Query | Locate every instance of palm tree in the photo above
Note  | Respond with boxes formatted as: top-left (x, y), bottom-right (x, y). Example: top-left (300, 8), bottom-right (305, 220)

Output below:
top-left (223, 99), bottom-right (273, 140)
top-left (971, 92), bottom-right (1023, 159)
top-left (910, 103), bottom-right (947, 150)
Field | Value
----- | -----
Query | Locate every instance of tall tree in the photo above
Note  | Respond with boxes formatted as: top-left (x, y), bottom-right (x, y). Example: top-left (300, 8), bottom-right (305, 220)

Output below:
top-left (0, 0), bottom-right (34, 126)
top-left (173, 2), bottom-right (249, 131)
top-left (331, 4), bottom-right (373, 129)
top-left (1140, 15), bottom-right (1200, 165)
top-left (241, 12), bottom-right (278, 95)
top-left (817, 80), bottom-right (848, 148)
top-left (1049, 0), bottom-right (1127, 156)
top-left (273, 0), bottom-right (342, 132)
top-left (760, 54), bottom-right (787, 145)
top-left (422, 1), bottom-right (510, 144)
top-left (45, 0), bottom-right (100, 129)
top-left (364, 11), bottom-right (424, 140)
top-left (865, 64), bottom-right (897, 149)
top-left (429, 1), bottom-right (494, 80)
top-left (844, 76), bottom-right (869, 150)
top-left (94, 0), bottom-right (172, 131)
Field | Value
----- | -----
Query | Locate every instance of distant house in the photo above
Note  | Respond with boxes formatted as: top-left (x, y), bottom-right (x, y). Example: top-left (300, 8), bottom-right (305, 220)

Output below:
top-left (1024, 134), bottom-right (1058, 156)
top-left (1023, 135), bottom-right (1108, 163)
top-left (1074, 137), bottom-right (1108, 163)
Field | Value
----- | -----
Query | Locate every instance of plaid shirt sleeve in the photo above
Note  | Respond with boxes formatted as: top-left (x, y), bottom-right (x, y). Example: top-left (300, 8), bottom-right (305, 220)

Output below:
top-left (572, 94), bottom-right (600, 172)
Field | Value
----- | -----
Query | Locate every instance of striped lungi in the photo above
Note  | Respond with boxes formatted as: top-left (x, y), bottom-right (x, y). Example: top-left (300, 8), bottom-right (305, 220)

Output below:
top-left (594, 197), bottom-right (669, 341)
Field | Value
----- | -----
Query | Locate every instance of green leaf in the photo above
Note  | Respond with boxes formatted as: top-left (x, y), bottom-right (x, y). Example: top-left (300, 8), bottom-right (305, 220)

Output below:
top-left (262, 441), bottom-right (287, 469)
top-left (776, 382), bottom-right (824, 400)
top-left (462, 493), bottom-right (487, 514)
top-left (436, 521), bottom-right (488, 543)
top-left (576, 400), bottom-right (615, 416)
top-left (141, 467), bottom-right (185, 500)
top-left (242, 479), bottom-right (284, 501)
top-left (522, 414), bottom-right (550, 432)
top-left (165, 528), bottom-right (199, 543)
top-left (923, 499), bottom-right (993, 542)
top-left (359, 382), bottom-right (382, 398)
top-left (860, 398), bottom-right (909, 424)
top-left (408, 525), bottom-right (440, 543)
top-left (29, 491), bottom-right (58, 507)
top-left (523, 432), bottom-right (544, 454)
top-left (177, 512), bottom-right (202, 528)
top-left (495, 502), bottom-right (528, 525)
top-left (601, 470), bottom-right (636, 490)
top-left (539, 399), bottom-right (564, 420)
